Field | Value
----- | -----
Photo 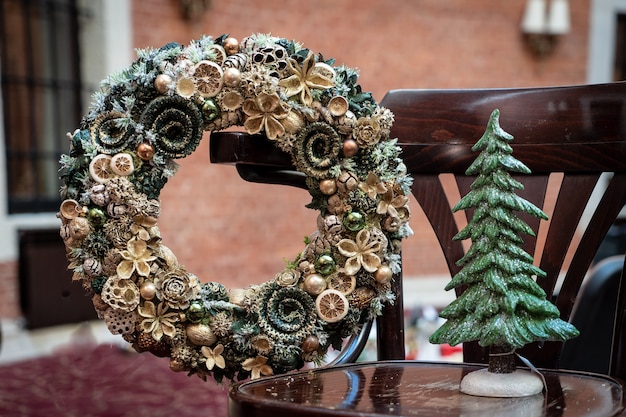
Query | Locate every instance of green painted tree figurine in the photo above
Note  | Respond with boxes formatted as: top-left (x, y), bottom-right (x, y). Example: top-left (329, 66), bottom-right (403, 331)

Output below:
top-left (429, 109), bottom-right (579, 397)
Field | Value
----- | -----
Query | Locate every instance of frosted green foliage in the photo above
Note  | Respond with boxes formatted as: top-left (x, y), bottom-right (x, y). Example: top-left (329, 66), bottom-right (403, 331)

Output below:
top-left (429, 109), bottom-right (579, 349)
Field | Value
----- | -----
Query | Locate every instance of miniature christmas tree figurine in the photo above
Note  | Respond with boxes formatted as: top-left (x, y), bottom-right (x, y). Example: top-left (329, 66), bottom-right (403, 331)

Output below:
top-left (429, 109), bottom-right (579, 397)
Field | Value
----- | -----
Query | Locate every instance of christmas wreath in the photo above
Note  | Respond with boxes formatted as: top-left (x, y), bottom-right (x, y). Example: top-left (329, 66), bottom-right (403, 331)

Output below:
top-left (58, 34), bottom-right (413, 383)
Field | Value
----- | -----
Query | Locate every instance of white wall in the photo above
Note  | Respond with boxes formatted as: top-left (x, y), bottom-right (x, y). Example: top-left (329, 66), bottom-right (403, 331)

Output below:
top-left (588, 0), bottom-right (626, 83)
top-left (0, 0), bottom-right (132, 262)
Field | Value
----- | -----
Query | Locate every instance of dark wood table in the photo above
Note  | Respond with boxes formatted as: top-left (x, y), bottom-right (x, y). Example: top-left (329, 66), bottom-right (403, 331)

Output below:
top-left (229, 361), bottom-right (625, 416)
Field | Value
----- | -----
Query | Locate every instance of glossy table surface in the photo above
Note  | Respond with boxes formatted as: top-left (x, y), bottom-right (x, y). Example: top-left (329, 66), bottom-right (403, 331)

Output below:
top-left (229, 361), bottom-right (625, 417)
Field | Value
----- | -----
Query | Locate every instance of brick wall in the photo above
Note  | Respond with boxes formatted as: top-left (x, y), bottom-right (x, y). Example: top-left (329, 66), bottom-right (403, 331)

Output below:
top-left (0, 1), bottom-right (590, 321)
top-left (0, 261), bottom-right (19, 318)
top-left (130, 0), bottom-right (590, 290)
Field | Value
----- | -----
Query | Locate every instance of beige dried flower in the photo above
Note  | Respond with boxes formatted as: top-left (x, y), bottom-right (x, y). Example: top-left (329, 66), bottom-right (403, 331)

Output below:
top-left (337, 229), bottom-right (383, 275)
top-left (359, 172), bottom-right (387, 200)
top-left (242, 92), bottom-right (290, 140)
top-left (279, 52), bottom-right (334, 106)
top-left (242, 356), bottom-right (274, 380)
top-left (138, 300), bottom-right (178, 341)
top-left (117, 238), bottom-right (156, 279)
top-left (201, 343), bottom-right (226, 370)
top-left (376, 188), bottom-right (409, 218)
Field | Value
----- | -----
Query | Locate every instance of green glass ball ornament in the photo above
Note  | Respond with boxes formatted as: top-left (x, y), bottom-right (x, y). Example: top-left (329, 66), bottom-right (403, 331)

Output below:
top-left (315, 254), bottom-right (336, 276)
top-left (187, 301), bottom-right (205, 323)
top-left (87, 207), bottom-right (106, 226)
top-left (202, 99), bottom-right (220, 122)
top-left (343, 211), bottom-right (365, 231)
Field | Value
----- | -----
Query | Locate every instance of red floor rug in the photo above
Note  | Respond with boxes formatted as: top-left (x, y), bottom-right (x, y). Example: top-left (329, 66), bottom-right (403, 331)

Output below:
top-left (0, 343), bottom-right (229, 417)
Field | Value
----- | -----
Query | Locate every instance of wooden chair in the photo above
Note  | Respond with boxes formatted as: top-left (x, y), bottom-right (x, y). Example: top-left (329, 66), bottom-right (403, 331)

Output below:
top-left (210, 82), bottom-right (626, 416)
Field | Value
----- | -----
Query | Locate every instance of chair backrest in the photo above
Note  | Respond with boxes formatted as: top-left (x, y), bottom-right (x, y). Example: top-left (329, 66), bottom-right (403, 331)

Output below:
top-left (210, 81), bottom-right (626, 378)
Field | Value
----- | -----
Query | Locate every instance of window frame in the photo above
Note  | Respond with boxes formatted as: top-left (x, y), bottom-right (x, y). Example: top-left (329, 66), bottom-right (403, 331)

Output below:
top-left (0, 0), bottom-right (83, 214)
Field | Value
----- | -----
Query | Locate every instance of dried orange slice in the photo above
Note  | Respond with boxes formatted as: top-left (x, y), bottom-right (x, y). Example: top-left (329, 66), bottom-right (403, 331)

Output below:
top-left (89, 154), bottom-right (113, 183)
top-left (193, 60), bottom-right (224, 98)
top-left (315, 289), bottom-right (349, 323)
top-left (328, 272), bottom-right (356, 295)
top-left (208, 44), bottom-right (227, 65)
top-left (110, 153), bottom-right (135, 176)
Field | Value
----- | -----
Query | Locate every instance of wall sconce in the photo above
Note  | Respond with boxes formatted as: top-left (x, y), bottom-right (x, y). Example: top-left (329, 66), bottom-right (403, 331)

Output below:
top-left (180, 0), bottom-right (212, 21)
top-left (521, 0), bottom-right (570, 58)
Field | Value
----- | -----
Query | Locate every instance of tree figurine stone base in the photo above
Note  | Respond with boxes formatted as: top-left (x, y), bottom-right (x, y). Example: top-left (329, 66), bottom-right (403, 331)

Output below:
top-left (429, 109), bottom-right (579, 398)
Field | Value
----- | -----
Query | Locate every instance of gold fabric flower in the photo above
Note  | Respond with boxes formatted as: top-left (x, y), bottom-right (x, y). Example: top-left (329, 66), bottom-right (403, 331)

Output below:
top-left (117, 238), bottom-right (156, 279)
top-left (275, 268), bottom-right (300, 287)
top-left (154, 269), bottom-right (200, 310)
top-left (201, 343), bottom-right (226, 370)
top-left (359, 172), bottom-right (387, 200)
top-left (242, 356), bottom-right (274, 380)
top-left (337, 228), bottom-right (382, 275)
top-left (377, 188), bottom-right (410, 218)
top-left (242, 92), bottom-right (290, 140)
top-left (353, 115), bottom-right (383, 147)
top-left (278, 52), bottom-right (334, 106)
top-left (138, 300), bottom-right (178, 341)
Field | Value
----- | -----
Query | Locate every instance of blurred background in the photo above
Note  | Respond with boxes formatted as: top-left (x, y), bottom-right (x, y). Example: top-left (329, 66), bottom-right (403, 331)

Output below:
top-left (0, 0), bottom-right (624, 362)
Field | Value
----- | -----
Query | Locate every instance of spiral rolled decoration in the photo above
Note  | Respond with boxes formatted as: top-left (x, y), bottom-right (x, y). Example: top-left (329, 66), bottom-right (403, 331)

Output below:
top-left (90, 111), bottom-right (133, 154)
top-left (140, 95), bottom-right (205, 159)
top-left (257, 284), bottom-right (317, 344)
top-left (295, 122), bottom-right (342, 179)
top-left (58, 34), bottom-right (413, 383)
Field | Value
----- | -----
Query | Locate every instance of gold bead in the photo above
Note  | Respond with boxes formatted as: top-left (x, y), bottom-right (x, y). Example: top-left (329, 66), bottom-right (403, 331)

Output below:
top-left (303, 274), bottom-right (327, 295)
top-left (319, 179), bottom-right (337, 195)
top-left (342, 139), bottom-right (358, 157)
top-left (302, 335), bottom-right (320, 353)
top-left (154, 74), bottom-right (173, 94)
top-left (140, 282), bottom-right (157, 300)
top-left (223, 37), bottom-right (239, 55)
top-left (169, 358), bottom-right (186, 372)
top-left (136, 142), bottom-right (155, 161)
top-left (223, 67), bottom-right (241, 87)
top-left (374, 265), bottom-right (393, 284)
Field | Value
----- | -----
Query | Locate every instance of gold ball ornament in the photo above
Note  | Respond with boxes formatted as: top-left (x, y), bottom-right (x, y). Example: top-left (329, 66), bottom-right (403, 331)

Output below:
top-left (223, 37), bottom-right (239, 55)
top-left (170, 358), bottom-right (187, 372)
top-left (136, 142), bottom-right (155, 161)
top-left (319, 179), bottom-right (337, 195)
top-left (342, 139), bottom-right (359, 157)
top-left (154, 73), bottom-right (173, 94)
top-left (140, 281), bottom-right (157, 300)
top-left (374, 265), bottom-right (393, 284)
top-left (303, 273), bottom-right (327, 295)
top-left (223, 67), bottom-right (241, 87)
